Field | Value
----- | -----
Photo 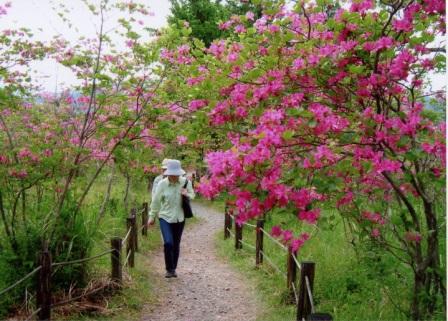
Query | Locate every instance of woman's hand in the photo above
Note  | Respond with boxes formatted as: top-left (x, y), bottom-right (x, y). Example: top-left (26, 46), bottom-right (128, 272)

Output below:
top-left (181, 188), bottom-right (188, 196)
top-left (147, 217), bottom-right (155, 227)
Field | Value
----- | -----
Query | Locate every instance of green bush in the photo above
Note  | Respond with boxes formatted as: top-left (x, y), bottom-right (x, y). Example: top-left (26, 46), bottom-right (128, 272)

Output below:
top-left (0, 195), bottom-right (94, 318)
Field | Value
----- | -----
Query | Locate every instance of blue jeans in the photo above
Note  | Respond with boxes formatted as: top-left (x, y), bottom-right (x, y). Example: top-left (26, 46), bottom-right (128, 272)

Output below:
top-left (159, 218), bottom-right (185, 272)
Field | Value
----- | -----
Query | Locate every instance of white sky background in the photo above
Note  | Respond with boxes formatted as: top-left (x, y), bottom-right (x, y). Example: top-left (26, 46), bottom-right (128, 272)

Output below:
top-left (0, 0), bottom-right (172, 92)
top-left (0, 0), bottom-right (445, 93)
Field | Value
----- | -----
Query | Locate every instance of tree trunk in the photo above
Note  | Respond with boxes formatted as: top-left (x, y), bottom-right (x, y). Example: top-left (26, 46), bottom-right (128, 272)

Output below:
top-left (123, 173), bottom-right (131, 213)
top-left (411, 269), bottom-right (425, 321)
top-left (97, 162), bottom-right (116, 225)
top-left (409, 200), bottom-right (445, 321)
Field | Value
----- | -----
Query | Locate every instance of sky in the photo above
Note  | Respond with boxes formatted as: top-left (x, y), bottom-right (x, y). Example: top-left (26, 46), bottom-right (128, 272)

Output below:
top-left (0, 0), bottom-right (445, 93)
top-left (0, 0), bottom-right (172, 92)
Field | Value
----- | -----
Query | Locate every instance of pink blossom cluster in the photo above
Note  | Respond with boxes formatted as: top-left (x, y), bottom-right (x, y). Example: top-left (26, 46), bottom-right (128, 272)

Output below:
top-left (271, 226), bottom-right (310, 252)
top-left (0, 155), bottom-right (8, 164)
top-left (174, 0), bottom-right (445, 255)
top-left (140, 129), bottom-right (164, 151)
top-left (308, 103), bottom-right (349, 135)
top-left (143, 165), bottom-right (159, 174)
top-left (362, 211), bottom-right (386, 226)
top-left (187, 75), bottom-right (205, 86)
top-left (0, 2), bottom-right (11, 16)
top-left (176, 135), bottom-right (187, 145)
top-left (9, 169), bottom-right (28, 179)
top-left (188, 99), bottom-right (208, 111)
top-left (298, 209), bottom-right (321, 225)
top-left (404, 231), bottom-right (422, 243)
top-left (160, 45), bottom-right (194, 65)
top-left (337, 191), bottom-right (354, 207)
top-left (18, 148), bottom-right (40, 163)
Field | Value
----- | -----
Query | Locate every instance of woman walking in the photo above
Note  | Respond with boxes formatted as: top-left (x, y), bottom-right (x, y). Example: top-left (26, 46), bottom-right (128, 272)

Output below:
top-left (147, 159), bottom-right (195, 278)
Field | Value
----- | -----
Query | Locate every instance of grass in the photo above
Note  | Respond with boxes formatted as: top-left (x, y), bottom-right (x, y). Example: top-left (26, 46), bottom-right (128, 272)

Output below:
top-left (206, 198), bottom-right (423, 321)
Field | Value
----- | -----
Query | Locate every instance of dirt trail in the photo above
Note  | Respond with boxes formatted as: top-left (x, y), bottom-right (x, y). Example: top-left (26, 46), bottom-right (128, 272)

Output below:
top-left (141, 202), bottom-right (259, 321)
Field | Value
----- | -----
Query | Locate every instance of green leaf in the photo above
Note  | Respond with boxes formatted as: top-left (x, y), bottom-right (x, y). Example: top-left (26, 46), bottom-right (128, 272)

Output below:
top-left (282, 130), bottom-right (295, 140)
top-left (348, 65), bottom-right (365, 74)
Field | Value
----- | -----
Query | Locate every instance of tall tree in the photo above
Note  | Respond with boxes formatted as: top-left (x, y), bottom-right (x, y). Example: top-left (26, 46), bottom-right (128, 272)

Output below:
top-left (168, 0), bottom-right (227, 47)
top-left (168, 0), bottom-right (262, 46)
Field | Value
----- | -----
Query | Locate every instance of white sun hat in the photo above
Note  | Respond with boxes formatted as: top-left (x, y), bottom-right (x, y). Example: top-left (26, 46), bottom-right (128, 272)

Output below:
top-left (163, 159), bottom-right (186, 176)
top-left (161, 158), bottom-right (171, 169)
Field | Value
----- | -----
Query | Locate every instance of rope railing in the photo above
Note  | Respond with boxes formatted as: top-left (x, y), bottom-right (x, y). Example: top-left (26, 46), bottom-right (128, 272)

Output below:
top-left (305, 275), bottom-right (315, 314)
top-left (225, 203), bottom-right (331, 321)
top-left (260, 250), bottom-right (287, 279)
top-left (0, 266), bottom-right (42, 297)
top-left (227, 211), bottom-right (287, 250)
top-left (239, 238), bottom-right (256, 250)
top-left (52, 249), bottom-right (113, 267)
top-left (123, 250), bottom-right (132, 268)
top-left (291, 251), bottom-right (302, 270)
top-left (259, 227), bottom-right (288, 251)
top-left (122, 227), bottom-right (132, 246)
top-left (228, 227), bottom-right (257, 251)
top-left (243, 222), bottom-right (257, 228)
top-left (291, 281), bottom-right (299, 304)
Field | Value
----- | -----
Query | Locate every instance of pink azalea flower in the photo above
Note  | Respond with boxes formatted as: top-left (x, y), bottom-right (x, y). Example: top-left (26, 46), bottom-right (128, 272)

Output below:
top-left (298, 208), bottom-right (321, 224)
top-left (235, 24), bottom-right (246, 33)
top-left (271, 225), bottom-right (282, 237)
top-left (362, 211), bottom-right (386, 225)
top-left (176, 135), bottom-right (187, 145)
top-left (282, 230), bottom-right (293, 242)
top-left (371, 228), bottom-right (381, 238)
top-left (246, 11), bottom-right (255, 21)
top-left (187, 76), bottom-right (205, 86)
top-left (291, 233), bottom-right (310, 252)
top-left (43, 149), bottom-right (53, 157)
top-left (10, 169), bottom-right (28, 179)
top-left (292, 58), bottom-right (305, 70)
top-left (188, 99), bottom-right (208, 111)
top-left (0, 155), bottom-right (9, 164)
top-left (18, 148), bottom-right (33, 159)
top-left (337, 191), bottom-right (354, 207)
top-left (404, 231), bottom-right (422, 243)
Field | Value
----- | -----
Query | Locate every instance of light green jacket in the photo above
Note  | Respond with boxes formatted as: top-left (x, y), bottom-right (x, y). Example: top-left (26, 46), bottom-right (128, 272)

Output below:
top-left (151, 175), bottom-right (164, 199)
top-left (149, 176), bottom-right (195, 223)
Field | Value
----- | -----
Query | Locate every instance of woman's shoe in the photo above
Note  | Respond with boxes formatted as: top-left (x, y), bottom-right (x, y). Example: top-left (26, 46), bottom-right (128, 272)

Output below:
top-left (165, 270), bottom-right (176, 278)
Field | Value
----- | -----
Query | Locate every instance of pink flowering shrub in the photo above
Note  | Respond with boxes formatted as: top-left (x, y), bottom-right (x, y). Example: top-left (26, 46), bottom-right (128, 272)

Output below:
top-left (163, 0), bottom-right (445, 317)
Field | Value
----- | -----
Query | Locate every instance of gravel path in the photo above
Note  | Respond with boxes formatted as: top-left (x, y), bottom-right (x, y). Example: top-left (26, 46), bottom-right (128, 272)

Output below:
top-left (141, 201), bottom-right (259, 321)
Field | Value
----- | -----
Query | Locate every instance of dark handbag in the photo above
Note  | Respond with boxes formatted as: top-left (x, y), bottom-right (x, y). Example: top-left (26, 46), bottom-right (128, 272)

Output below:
top-left (182, 179), bottom-right (193, 218)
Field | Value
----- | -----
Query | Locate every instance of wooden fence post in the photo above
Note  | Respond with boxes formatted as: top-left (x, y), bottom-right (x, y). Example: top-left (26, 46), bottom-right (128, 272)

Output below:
top-left (142, 202), bottom-right (148, 236)
top-left (287, 247), bottom-right (298, 303)
top-left (235, 216), bottom-right (243, 250)
top-left (37, 241), bottom-right (51, 321)
top-left (111, 237), bottom-right (122, 284)
top-left (126, 217), bottom-right (135, 268)
top-left (297, 261), bottom-right (315, 321)
top-left (255, 219), bottom-right (264, 266)
top-left (131, 208), bottom-right (138, 252)
top-left (224, 205), bottom-right (232, 240)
